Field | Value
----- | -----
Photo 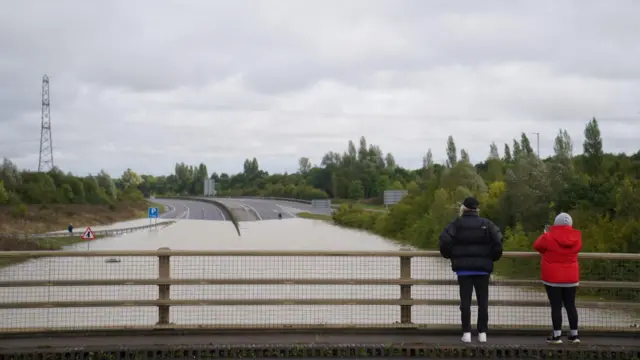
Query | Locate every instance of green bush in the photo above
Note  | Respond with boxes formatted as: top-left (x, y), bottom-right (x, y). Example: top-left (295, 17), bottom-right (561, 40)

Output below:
top-left (11, 203), bottom-right (28, 218)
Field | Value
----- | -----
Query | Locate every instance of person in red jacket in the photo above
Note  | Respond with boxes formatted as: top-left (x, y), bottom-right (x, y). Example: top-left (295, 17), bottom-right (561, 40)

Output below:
top-left (533, 212), bottom-right (582, 345)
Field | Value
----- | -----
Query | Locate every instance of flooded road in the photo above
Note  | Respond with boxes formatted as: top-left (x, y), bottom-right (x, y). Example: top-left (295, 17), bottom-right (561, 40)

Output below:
top-left (0, 218), bottom-right (636, 331)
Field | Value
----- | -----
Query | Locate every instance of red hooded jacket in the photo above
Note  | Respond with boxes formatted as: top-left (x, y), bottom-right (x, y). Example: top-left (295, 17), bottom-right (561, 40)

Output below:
top-left (533, 225), bottom-right (582, 284)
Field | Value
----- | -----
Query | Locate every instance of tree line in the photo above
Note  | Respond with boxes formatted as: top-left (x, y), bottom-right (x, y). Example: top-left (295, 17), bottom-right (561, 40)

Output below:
top-left (0, 161), bottom-right (146, 216)
top-left (3, 117), bottom-right (639, 260)
top-left (329, 118), bottom-right (638, 300)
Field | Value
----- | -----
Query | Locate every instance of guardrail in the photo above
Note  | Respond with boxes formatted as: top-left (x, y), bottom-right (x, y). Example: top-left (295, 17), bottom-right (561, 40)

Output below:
top-left (157, 196), bottom-right (240, 235)
top-left (0, 250), bottom-right (637, 334)
top-left (0, 221), bottom-right (176, 240)
top-left (216, 196), bottom-right (387, 213)
top-left (216, 196), bottom-right (314, 205)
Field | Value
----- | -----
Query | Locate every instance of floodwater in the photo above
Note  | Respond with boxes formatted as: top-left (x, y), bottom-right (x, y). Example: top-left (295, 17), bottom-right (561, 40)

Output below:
top-left (0, 219), bottom-right (637, 331)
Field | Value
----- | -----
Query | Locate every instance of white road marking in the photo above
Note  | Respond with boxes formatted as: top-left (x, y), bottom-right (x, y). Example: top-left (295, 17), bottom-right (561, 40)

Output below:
top-left (275, 204), bottom-right (295, 218)
top-left (213, 205), bottom-right (226, 221)
top-left (241, 203), bottom-right (263, 220)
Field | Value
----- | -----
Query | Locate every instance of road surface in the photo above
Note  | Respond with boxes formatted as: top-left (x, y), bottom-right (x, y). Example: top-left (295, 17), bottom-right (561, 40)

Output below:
top-left (155, 198), bottom-right (227, 221)
top-left (214, 198), bottom-right (328, 221)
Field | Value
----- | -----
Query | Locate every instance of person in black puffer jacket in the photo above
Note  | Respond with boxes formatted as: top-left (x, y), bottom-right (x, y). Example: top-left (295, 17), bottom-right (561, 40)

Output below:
top-left (439, 196), bottom-right (503, 344)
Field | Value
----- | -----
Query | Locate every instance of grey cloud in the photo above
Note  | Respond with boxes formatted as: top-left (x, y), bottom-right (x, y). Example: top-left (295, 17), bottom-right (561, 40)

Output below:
top-left (1, 0), bottom-right (639, 175)
top-left (4, 0), bottom-right (639, 95)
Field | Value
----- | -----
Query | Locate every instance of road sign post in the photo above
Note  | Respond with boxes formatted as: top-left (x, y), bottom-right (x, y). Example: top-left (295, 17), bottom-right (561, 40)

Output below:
top-left (148, 207), bottom-right (159, 227)
top-left (81, 226), bottom-right (96, 250)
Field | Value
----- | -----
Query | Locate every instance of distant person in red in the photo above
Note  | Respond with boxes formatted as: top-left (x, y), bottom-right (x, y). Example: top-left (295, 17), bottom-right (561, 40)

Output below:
top-left (533, 212), bottom-right (582, 345)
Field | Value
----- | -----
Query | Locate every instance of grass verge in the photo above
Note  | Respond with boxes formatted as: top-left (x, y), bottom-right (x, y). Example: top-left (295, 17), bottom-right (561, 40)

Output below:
top-left (297, 212), bottom-right (333, 222)
top-left (332, 199), bottom-right (386, 210)
top-left (0, 201), bottom-right (151, 235)
top-left (146, 201), bottom-right (167, 213)
top-left (0, 235), bottom-right (106, 268)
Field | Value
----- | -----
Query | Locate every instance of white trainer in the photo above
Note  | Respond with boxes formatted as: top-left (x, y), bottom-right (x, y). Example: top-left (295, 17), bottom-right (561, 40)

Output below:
top-left (478, 332), bottom-right (487, 343)
top-left (461, 332), bottom-right (472, 343)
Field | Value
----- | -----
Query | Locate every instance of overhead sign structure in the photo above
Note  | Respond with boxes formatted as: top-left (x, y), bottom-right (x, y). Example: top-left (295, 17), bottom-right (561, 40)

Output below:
top-left (148, 207), bottom-right (159, 219)
top-left (81, 227), bottom-right (96, 241)
top-left (204, 179), bottom-right (216, 196)
top-left (383, 190), bottom-right (408, 206)
top-left (311, 199), bottom-right (332, 210)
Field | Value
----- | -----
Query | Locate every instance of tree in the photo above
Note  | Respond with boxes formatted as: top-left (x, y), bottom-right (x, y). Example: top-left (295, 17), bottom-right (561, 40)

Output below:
top-left (385, 153), bottom-right (396, 170)
top-left (446, 135), bottom-right (457, 168)
top-left (96, 170), bottom-right (117, 200)
top-left (298, 157), bottom-right (312, 174)
top-left (583, 117), bottom-right (604, 177)
top-left (489, 142), bottom-right (500, 160)
top-left (0, 158), bottom-right (21, 191)
top-left (512, 140), bottom-right (522, 161)
top-left (348, 180), bottom-right (365, 200)
top-left (357, 136), bottom-right (368, 162)
top-left (520, 133), bottom-right (534, 156)
top-left (121, 168), bottom-right (142, 189)
top-left (422, 149), bottom-right (435, 180)
top-left (460, 149), bottom-right (470, 163)
top-left (441, 161), bottom-right (488, 195)
top-left (0, 180), bottom-right (8, 204)
top-left (553, 129), bottom-right (574, 160)
top-left (503, 144), bottom-right (512, 163)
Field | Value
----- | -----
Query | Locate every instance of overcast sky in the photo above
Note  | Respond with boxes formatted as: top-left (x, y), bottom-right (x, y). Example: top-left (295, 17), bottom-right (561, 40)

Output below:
top-left (1, 0), bottom-right (639, 177)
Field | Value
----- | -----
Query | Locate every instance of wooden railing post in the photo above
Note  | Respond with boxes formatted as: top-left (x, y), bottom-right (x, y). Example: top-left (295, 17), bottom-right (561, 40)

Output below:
top-left (399, 256), bottom-right (412, 324)
top-left (157, 247), bottom-right (171, 325)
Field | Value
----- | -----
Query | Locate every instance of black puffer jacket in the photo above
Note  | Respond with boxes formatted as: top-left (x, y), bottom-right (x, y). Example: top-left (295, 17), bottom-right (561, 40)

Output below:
top-left (439, 212), bottom-right (503, 273)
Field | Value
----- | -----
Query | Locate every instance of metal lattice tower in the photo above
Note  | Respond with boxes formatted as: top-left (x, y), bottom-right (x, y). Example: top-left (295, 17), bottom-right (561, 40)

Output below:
top-left (38, 75), bottom-right (54, 172)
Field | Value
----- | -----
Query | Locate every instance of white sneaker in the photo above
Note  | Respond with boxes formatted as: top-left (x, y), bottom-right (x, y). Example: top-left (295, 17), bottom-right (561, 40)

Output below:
top-left (478, 333), bottom-right (487, 343)
top-left (461, 332), bottom-right (471, 343)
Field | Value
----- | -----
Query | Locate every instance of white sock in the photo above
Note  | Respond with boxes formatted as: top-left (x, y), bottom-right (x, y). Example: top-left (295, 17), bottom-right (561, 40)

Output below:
top-left (570, 330), bottom-right (578, 336)
top-left (553, 330), bottom-right (562, 337)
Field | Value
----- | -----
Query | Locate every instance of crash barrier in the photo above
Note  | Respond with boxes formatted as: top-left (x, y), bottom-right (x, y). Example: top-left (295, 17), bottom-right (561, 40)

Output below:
top-left (216, 196), bottom-right (386, 213)
top-left (157, 196), bottom-right (232, 222)
top-left (0, 221), bottom-right (176, 240)
top-left (0, 250), bottom-right (637, 334)
top-left (159, 196), bottom-right (240, 235)
top-left (218, 196), bottom-right (313, 205)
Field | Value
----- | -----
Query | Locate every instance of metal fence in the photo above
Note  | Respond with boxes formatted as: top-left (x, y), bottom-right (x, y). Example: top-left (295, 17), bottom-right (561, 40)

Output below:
top-left (0, 250), bottom-right (637, 334)
top-left (0, 221), bottom-right (176, 240)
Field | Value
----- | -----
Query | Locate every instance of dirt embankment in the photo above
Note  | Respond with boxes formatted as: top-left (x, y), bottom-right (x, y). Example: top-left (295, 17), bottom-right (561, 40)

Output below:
top-left (0, 201), bottom-right (150, 235)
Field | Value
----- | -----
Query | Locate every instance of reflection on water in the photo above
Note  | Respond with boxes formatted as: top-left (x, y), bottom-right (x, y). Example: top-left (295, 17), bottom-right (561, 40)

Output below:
top-left (0, 219), bottom-right (636, 330)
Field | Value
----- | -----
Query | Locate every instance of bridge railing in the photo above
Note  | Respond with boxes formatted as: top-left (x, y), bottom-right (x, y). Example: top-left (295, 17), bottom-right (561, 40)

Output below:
top-left (0, 250), bottom-right (637, 334)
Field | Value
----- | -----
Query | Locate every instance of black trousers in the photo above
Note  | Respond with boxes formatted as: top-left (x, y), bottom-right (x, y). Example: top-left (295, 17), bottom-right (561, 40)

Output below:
top-left (545, 285), bottom-right (579, 331)
top-left (457, 275), bottom-right (490, 333)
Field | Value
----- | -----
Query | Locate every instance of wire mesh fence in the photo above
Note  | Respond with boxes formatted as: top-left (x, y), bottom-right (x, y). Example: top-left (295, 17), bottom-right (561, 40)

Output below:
top-left (0, 250), bottom-right (637, 333)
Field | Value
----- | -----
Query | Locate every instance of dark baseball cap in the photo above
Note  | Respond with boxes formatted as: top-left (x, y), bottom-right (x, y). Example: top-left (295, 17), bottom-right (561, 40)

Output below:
top-left (462, 196), bottom-right (480, 210)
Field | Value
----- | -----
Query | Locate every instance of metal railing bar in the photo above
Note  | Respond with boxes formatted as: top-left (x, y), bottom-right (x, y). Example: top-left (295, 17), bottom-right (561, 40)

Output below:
top-left (0, 278), bottom-right (637, 289)
top-left (1, 299), bottom-right (638, 309)
top-left (0, 250), bottom-right (638, 259)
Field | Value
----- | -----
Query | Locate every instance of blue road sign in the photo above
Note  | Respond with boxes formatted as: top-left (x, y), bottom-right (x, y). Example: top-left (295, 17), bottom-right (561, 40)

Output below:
top-left (148, 207), bottom-right (159, 219)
